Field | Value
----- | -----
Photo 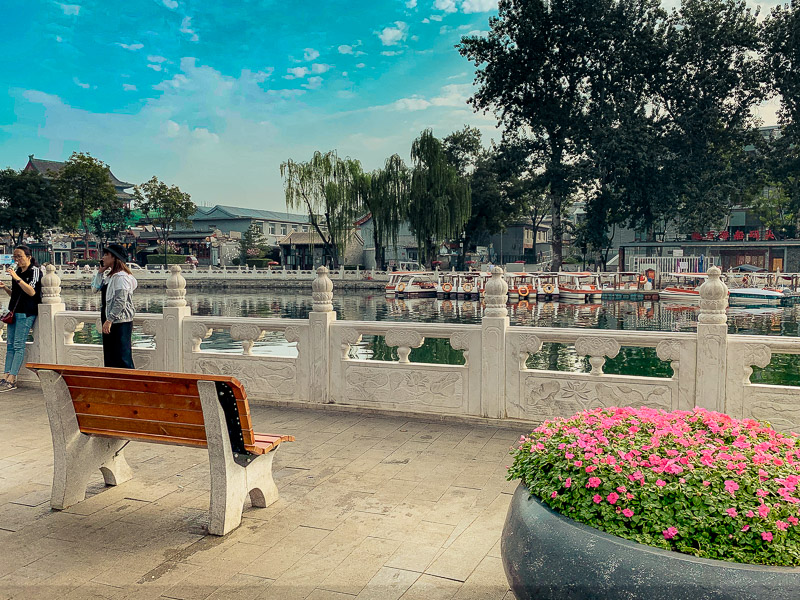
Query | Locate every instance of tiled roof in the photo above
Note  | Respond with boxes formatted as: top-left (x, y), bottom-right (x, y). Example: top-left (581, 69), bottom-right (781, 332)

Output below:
top-left (277, 231), bottom-right (325, 246)
top-left (26, 156), bottom-right (133, 188)
top-left (191, 204), bottom-right (312, 223)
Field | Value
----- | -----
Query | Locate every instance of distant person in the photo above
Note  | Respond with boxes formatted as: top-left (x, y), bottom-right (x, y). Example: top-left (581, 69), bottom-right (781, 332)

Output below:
top-left (91, 244), bottom-right (138, 369)
top-left (0, 245), bottom-right (42, 392)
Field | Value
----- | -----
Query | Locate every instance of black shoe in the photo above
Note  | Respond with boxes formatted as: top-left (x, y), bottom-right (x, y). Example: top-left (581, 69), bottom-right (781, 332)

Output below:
top-left (0, 381), bottom-right (16, 393)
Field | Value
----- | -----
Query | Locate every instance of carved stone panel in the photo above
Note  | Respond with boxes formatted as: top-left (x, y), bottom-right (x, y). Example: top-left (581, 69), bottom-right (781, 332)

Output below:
top-left (517, 374), bottom-right (673, 421)
top-left (193, 357), bottom-right (297, 399)
top-left (745, 387), bottom-right (800, 432)
top-left (344, 365), bottom-right (464, 411)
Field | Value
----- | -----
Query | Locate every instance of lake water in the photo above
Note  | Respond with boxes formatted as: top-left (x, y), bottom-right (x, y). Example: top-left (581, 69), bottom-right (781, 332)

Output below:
top-left (61, 288), bottom-right (800, 385)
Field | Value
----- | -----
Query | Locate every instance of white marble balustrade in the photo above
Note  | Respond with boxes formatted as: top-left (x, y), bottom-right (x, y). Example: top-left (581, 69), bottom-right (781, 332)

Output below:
top-left (3, 264), bottom-right (800, 430)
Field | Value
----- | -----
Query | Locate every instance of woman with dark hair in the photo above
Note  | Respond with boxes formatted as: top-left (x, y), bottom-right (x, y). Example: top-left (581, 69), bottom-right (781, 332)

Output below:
top-left (0, 245), bottom-right (42, 392)
top-left (91, 244), bottom-right (138, 369)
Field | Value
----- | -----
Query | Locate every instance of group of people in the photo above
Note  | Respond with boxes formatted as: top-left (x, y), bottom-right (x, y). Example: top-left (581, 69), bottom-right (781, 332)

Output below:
top-left (0, 243), bottom-right (138, 393)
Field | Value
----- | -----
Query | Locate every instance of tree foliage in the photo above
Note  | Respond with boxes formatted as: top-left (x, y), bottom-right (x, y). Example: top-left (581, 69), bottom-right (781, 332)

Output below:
top-left (133, 176), bottom-right (195, 268)
top-left (408, 129), bottom-right (471, 266)
top-left (90, 204), bottom-right (131, 248)
top-left (281, 151), bottom-right (361, 267)
top-left (239, 222), bottom-right (270, 262)
top-left (57, 152), bottom-right (118, 260)
top-left (0, 168), bottom-right (59, 246)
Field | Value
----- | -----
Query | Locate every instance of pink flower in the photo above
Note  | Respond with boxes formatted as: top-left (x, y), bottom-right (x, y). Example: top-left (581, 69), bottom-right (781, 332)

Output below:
top-left (586, 477), bottom-right (602, 489)
top-left (742, 525), bottom-right (750, 532)
top-left (756, 489), bottom-right (768, 498)
top-left (662, 527), bottom-right (678, 540)
top-left (746, 510), bottom-right (755, 518)
top-left (762, 531), bottom-right (773, 542)
top-left (703, 481), bottom-right (711, 487)
top-left (551, 491), bottom-right (558, 499)
top-left (758, 504), bottom-right (771, 518)
top-left (607, 492), bottom-right (619, 505)
top-left (724, 480), bottom-right (739, 495)
top-left (574, 461), bottom-right (583, 467)
top-left (564, 478), bottom-right (572, 488)
top-left (622, 508), bottom-right (634, 518)
top-left (776, 520), bottom-right (788, 531)
top-left (585, 465), bottom-right (597, 473)
top-left (726, 508), bottom-right (738, 518)
top-left (655, 479), bottom-right (667, 487)
top-left (593, 494), bottom-right (603, 504)
top-left (789, 517), bottom-right (799, 526)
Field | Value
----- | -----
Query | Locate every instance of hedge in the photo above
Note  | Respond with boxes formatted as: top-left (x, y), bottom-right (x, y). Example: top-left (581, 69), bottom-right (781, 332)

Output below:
top-left (245, 258), bottom-right (277, 268)
top-left (145, 254), bottom-right (186, 265)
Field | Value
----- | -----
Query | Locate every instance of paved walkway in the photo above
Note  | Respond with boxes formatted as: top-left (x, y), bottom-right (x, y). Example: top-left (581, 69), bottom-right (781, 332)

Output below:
top-left (0, 385), bottom-right (523, 600)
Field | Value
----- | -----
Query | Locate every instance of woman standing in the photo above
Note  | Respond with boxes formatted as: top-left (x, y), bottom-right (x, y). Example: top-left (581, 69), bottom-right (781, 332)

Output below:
top-left (0, 245), bottom-right (42, 392)
top-left (91, 244), bottom-right (138, 369)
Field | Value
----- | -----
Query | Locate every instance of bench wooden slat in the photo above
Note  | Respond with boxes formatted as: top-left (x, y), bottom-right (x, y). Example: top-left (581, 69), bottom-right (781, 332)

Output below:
top-left (81, 428), bottom-right (210, 449)
top-left (71, 388), bottom-right (203, 411)
top-left (75, 414), bottom-right (208, 442)
top-left (63, 375), bottom-right (199, 396)
top-left (73, 400), bottom-right (207, 426)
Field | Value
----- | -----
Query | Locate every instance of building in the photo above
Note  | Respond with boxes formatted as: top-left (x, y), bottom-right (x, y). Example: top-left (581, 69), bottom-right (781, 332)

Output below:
top-left (356, 214), bottom-right (420, 269)
top-left (189, 205), bottom-right (322, 246)
top-left (486, 218), bottom-right (552, 264)
top-left (278, 230), bottom-right (363, 270)
top-left (24, 154), bottom-right (134, 209)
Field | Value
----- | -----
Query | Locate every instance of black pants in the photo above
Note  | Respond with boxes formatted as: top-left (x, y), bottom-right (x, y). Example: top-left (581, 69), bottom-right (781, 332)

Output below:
top-left (102, 321), bottom-right (135, 369)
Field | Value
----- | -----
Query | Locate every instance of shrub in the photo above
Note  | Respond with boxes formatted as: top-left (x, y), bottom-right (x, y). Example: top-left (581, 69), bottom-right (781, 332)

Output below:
top-left (245, 258), bottom-right (273, 268)
top-left (509, 407), bottom-right (800, 566)
top-left (145, 254), bottom-right (185, 265)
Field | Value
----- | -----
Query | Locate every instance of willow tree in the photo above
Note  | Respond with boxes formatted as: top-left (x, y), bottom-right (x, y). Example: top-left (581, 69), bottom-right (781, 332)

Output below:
top-left (281, 151), bottom-right (361, 267)
top-left (408, 130), bottom-right (471, 267)
top-left (358, 155), bottom-right (410, 270)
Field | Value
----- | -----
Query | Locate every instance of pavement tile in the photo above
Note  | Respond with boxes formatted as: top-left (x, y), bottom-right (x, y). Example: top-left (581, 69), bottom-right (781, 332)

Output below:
top-left (354, 567), bottom-right (420, 600)
top-left (397, 574), bottom-right (462, 600)
top-left (452, 556), bottom-right (511, 600)
top-left (317, 536), bottom-right (401, 595)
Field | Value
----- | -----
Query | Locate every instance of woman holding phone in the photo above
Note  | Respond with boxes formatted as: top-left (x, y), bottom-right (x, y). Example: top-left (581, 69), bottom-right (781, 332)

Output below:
top-left (91, 244), bottom-right (138, 368)
top-left (0, 245), bottom-right (42, 392)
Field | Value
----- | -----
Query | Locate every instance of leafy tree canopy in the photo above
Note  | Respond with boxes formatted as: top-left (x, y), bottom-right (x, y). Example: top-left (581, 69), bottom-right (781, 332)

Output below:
top-left (0, 168), bottom-right (59, 246)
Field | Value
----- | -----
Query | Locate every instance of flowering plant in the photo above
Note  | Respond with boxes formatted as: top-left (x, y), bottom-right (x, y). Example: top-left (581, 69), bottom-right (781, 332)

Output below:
top-left (509, 406), bottom-right (800, 566)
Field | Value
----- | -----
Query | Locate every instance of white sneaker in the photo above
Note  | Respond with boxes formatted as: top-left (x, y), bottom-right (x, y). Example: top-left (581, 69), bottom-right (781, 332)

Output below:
top-left (0, 381), bottom-right (17, 393)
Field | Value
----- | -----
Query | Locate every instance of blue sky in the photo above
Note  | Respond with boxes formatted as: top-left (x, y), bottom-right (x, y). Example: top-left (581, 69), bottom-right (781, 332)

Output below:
top-left (0, 0), bottom-right (780, 211)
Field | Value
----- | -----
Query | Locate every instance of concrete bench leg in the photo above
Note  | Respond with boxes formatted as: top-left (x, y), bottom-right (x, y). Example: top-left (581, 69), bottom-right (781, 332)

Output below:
top-left (198, 381), bottom-right (280, 536)
top-left (38, 370), bottom-right (133, 510)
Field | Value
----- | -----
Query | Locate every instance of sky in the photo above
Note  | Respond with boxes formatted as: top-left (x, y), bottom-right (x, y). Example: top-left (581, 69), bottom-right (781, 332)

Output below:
top-left (0, 0), bottom-right (783, 211)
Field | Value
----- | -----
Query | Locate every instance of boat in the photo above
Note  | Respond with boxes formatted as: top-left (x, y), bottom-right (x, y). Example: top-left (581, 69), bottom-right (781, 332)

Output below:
top-left (384, 272), bottom-right (438, 298)
top-left (598, 272), bottom-right (659, 301)
top-left (534, 273), bottom-right (560, 300)
top-left (658, 273), bottom-right (717, 302)
top-left (728, 287), bottom-right (787, 305)
top-left (436, 273), bottom-right (458, 299)
top-left (456, 272), bottom-right (483, 300)
top-left (557, 272), bottom-right (602, 302)
top-left (506, 272), bottom-right (537, 302)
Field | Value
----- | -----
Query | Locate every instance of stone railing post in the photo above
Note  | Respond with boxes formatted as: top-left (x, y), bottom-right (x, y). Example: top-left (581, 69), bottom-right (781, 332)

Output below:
top-left (481, 267), bottom-right (509, 418)
top-left (309, 266), bottom-right (335, 403)
top-left (37, 264), bottom-right (65, 364)
top-left (163, 265), bottom-right (190, 373)
top-left (695, 266), bottom-right (728, 411)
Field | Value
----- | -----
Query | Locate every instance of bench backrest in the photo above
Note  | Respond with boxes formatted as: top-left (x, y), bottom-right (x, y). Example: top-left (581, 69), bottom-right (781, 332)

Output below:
top-left (27, 364), bottom-right (261, 454)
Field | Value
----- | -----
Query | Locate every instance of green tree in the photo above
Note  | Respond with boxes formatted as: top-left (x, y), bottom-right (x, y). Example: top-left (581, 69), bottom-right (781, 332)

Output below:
top-left (239, 222), bottom-right (270, 263)
top-left (0, 168), bottom-right (59, 246)
top-left (656, 0), bottom-right (765, 232)
top-left (459, 0), bottom-right (616, 270)
top-left (747, 184), bottom-right (795, 239)
top-left (281, 151), bottom-right (361, 267)
top-left (133, 176), bottom-right (196, 269)
top-left (56, 152), bottom-right (118, 261)
top-left (407, 129), bottom-right (471, 267)
top-left (90, 204), bottom-right (131, 250)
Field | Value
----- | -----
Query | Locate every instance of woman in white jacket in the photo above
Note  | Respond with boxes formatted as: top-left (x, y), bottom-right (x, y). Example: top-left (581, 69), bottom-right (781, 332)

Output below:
top-left (91, 244), bottom-right (138, 369)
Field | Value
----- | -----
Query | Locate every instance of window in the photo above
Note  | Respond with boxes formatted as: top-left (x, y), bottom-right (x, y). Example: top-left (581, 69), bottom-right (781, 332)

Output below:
top-left (281, 224), bottom-right (288, 235)
top-left (269, 223), bottom-right (276, 235)
top-left (302, 225), bottom-right (309, 232)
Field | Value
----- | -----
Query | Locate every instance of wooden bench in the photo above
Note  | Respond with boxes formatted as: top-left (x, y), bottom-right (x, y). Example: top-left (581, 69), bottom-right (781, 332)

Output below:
top-left (28, 363), bottom-right (294, 536)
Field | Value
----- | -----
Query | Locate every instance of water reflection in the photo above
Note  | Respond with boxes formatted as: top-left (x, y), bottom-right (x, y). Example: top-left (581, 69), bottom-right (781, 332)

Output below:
top-left (60, 289), bottom-right (800, 383)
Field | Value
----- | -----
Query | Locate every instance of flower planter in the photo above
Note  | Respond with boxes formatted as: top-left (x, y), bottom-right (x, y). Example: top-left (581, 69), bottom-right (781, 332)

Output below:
top-left (502, 484), bottom-right (800, 600)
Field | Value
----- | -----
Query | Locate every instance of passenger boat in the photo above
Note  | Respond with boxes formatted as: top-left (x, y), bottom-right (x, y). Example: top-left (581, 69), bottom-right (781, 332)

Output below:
top-left (658, 273), bottom-right (715, 302)
top-left (557, 272), bottom-right (602, 302)
top-left (384, 272), bottom-right (438, 298)
top-left (598, 272), bottom-right (659, 301)
top-left (535, 273), bottom-right (560, 300)
top-left (728, 287), bottom-right (787, 305)
top-left (436, 273), bottom-right (458, 299)
top-left (506, 273), bottom-right (537, 302)
top-left (456, 272), bottom-right (483, 300)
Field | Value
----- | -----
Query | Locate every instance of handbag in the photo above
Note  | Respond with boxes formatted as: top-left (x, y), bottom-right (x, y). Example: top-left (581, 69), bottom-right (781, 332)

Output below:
top-left (1, 296), bottom-right (20, 325)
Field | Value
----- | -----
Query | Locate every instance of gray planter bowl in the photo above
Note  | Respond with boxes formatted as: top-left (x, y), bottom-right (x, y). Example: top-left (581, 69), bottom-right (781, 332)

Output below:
top-left (502, 483), bottom-right (800, 600)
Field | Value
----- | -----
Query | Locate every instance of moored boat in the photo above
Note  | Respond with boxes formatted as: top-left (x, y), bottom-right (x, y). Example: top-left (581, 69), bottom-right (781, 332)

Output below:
top-left (557, 272), bottom-right (602, 302)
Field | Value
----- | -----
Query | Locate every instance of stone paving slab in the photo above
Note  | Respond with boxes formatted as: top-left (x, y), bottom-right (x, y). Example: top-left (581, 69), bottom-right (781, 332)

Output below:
top-left (0, 385), bottom-right (525, 600)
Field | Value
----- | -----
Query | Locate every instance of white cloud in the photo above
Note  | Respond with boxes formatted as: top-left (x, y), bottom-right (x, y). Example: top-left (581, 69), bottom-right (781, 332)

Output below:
top-left (338, 45), bottom-right (353, 54)
top-left (391, 83), bottom-right (470, 111)
top-left (55, 35), bottom-right (63, 42)
top-left (422, 18), bottom-right (430, 23)
top-left (378, 21), bottom-right (408, 46)
top-left (429, 14), bottom-right (443, 21)
top-left (406, 0), bottom-right (417, 7)
top-left (162, 0), bottom-right (178, 8)
top-left (467, 30), bottom-right (488, 36)
top-left (147, 55), bottom-right (167, 63)
top-left (147, 64), bottom-right (163, 72)
top-left (164, 120), bottom-right (181, 137)
top-left (192, 127), bottom-right (219, 143)
top-left (73, 77), bottom-right (90, 89)
top-left (356, 63), bottom-right (366, 68)
top-left (123, 83), bottom-right (137, 91)
top-left (461, 0), bottom-right (497, 12)
top-left (285, 66), bottom-right (308, 79)
top-left (118, 43), bottom-right (144, 51)
top-left (59, 4), bottom-right (81, 15)
top-left (302, 76), bottom-right (323, 90)
top-left (303, 48), bottom-right (320, 61)
top-left (180, 17), bottom-right (199, 42)
top-left (381, 50), bottom-right (403, 56)
top-left (434, 0), bottom-right (457, 13)
top-left (311, 63), bottom-right (332, 74)
top-left (393, 96), bottom-right (430, 111)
